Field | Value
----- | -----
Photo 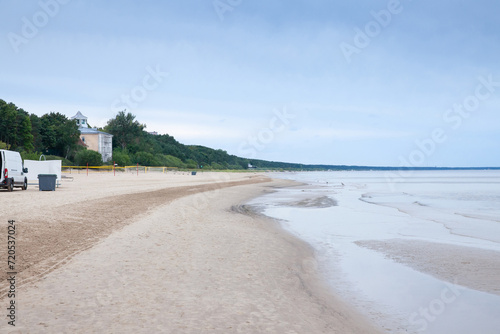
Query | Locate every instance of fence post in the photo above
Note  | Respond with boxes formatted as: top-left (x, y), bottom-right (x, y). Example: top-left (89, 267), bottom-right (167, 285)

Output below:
top-left (114, 161), bottom-right (116, 176)
top-left (87, 163), bottom-right (89, 176)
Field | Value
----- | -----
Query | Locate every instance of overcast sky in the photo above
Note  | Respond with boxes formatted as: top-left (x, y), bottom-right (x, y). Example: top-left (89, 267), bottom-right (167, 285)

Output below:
top-left (1, 0), bottom-right (499, 167)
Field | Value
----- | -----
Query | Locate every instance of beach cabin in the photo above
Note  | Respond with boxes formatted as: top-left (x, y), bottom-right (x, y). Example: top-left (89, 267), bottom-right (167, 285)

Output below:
top-left (71, 112), bottom-right (113, 163)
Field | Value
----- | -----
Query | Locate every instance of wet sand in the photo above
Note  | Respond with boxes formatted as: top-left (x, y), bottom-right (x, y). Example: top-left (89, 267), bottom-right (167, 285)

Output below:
top-left (356, 239), bottom-right (500, 296)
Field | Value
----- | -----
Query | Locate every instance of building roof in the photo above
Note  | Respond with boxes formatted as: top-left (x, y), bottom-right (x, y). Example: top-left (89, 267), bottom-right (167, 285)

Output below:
top-left (79, 127), bottom-right (113, 136)
top-left (71, 111), bottom-right (88, 120)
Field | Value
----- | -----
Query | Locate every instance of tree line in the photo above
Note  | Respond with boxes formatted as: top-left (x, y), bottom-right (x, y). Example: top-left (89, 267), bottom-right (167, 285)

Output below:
top-left (1, 99), bottom-right (291, 169)
top-left (1, 100), bottom-right (81, 163)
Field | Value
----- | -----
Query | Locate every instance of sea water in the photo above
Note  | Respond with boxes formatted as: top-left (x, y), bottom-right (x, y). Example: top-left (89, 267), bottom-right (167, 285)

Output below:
top-left (248, 170), bottom-right (500, 334)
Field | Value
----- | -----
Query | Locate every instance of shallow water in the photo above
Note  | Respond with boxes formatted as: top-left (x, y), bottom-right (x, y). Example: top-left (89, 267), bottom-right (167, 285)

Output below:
top-left (250, 170), bottom-right (500, 333)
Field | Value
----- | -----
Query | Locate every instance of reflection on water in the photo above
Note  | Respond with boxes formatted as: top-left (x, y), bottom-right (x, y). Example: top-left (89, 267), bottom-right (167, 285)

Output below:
top-left (249, 170), bottom-right (500, 333)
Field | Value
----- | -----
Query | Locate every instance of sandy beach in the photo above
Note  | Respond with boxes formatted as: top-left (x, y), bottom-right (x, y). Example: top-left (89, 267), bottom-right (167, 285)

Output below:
top-left (0, 172), bottom-right (381, 333)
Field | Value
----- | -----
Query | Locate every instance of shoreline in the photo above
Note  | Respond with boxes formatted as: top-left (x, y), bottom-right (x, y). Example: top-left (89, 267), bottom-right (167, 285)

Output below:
top-left (235, 180), bottom-right (383, 333)
top-left (0, 173), bottom-right (382, 333)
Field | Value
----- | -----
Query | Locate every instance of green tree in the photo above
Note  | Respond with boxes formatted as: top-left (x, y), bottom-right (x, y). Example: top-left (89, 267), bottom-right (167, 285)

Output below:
top-left (0, 100), bottom-right (16, 148)
top-left (40, 112), bottom-right (79, 159)
top-left (0, 100), bottom-right (33, 150)
top-left (157, 154), bottom-right (185, 168)
top-left (185, 159), bottom-right (198, 169)
top-left (16, 110), bottom-right (34, 151)
top-left (105, 111), bottom-right (145, 150)
top-left (30, 114), bottom-right (43, 152)
top-left (133, 152), bottom-right (158, 166)
top-left (112, 148), bottom-right (132, 166)
top-left (74, 149), bottom-right (103, 166)
top-left (210, 162), bottom-right (225, 170)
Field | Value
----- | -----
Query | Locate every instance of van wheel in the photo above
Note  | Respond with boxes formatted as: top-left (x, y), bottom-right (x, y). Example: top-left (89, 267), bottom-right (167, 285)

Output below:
top-left (22, 178), bottom-right (27, 190)
top-left (7, 180), bottom-right (13, 192)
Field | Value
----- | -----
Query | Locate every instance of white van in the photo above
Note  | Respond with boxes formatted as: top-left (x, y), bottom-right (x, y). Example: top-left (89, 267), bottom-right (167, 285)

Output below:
top-left (0, 150), bottom-right (28, 191)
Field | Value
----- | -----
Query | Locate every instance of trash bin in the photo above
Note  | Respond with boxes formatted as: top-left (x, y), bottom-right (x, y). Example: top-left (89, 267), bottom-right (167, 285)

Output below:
top-left (38, 174), bottom-right (57, 191)
top-left (191, 171), bottom-right (197, 176)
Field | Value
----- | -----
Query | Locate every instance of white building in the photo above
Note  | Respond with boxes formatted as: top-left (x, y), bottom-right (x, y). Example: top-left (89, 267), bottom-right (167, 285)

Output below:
top-left (71, 112), bottom-right (113, 163)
